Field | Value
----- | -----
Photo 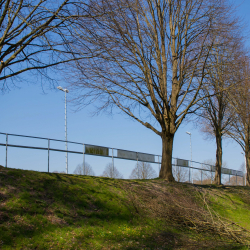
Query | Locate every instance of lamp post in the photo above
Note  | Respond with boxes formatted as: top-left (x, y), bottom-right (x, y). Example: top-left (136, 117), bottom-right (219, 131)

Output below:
top-left (57, 86), bottom-right (69, 174)
top-left (186, 131), bottom-right (193, 183)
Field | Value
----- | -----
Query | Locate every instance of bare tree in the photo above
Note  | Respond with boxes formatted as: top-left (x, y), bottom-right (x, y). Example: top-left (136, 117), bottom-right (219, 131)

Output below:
top-left (129, 162), bottom-right (157, 179)
top-left (195, 24), bottom-right (243, 184)
top-left (0, 0), bottom-right (85, 90)
top-left (239, 162), bottom-right (246, 185)
top-left (200, 160), bottom-right (215, 184)
top-left (224, 163), bottom-right (244, 186)
top-left (69, 0), bottom-right (235, 181)
top-left (73, 162), bottom-right (95, 176)
top-left (226, 56), bottom-right (250, 186)
top-left (102, 163), bottom-right (123, 179)
top-left (172, 166), bottom-right (188, 182)
top-left (225, 175), bottom-right (244, 186)
top-left (194, 159), bottom-right (231, 184)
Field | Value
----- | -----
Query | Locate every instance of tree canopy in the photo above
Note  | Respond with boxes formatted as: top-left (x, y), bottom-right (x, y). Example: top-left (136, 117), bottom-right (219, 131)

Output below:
top-left (0, 0), bottom-right (85, 90)
top-left (68, 0), bottom-right (236, 181)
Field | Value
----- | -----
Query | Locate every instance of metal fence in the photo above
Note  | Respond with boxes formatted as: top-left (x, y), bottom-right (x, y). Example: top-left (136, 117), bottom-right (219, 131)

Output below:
top-left (173, 159), bottom-right (244, 185)
top-left (0, 132), bottom-right (244, 185)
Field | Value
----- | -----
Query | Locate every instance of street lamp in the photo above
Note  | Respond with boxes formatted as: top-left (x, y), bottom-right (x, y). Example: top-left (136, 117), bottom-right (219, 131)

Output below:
top-left (186, 131), bottom-right (193, 183)
top-left (57, 86), bottom-right (69, 174)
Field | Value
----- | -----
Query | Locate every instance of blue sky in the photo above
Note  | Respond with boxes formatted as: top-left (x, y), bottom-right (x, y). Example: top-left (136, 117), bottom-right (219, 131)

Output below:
top-left (1, 1), bottom-right (249, 179)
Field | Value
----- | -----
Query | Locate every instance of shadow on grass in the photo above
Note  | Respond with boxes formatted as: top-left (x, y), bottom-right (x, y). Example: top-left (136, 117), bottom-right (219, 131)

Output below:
top-left (0, 167), bottom-right (149, 248)
top-left (0, 166), bottom-right (249, 249)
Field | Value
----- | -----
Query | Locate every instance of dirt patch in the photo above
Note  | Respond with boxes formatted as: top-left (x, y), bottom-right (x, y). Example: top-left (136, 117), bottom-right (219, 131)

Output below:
top-left (46, 215), bottom-right (68, 225)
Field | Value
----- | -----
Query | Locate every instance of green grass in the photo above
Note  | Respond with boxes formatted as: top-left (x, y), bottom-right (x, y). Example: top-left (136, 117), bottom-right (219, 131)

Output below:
top-left (0, 165), bottom-right (250, 249)
top-left (206, 186), bottom-right (250, 230)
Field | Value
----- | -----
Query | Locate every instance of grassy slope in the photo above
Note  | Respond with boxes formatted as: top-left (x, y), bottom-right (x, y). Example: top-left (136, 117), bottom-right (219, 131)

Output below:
top-left (0, 165), bottom-right (250, 250)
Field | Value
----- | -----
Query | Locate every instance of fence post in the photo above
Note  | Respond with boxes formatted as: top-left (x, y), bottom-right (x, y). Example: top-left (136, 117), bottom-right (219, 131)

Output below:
top-left (175, 161), bottom-right (176, 181)
top-left (189, 162), bottom-right (191, 183)
top-left (83, 144), bottom-right (85, 175)
top-left (137, 152), bottom-right (138, 167)
top-left (229, 174), bottom-right (230, 185)
top-left (236, 173), bottom-right (237, 185)
top-left (158, 155), bottom-right (160, 175)
top-left (211, 167), bottom-right (212, 184)
top-left (137, 152), bottom-right (139, 179)
top-left (48, 139), bottom-right (50, 172)
top-left (112, 148), bottom-right (114, 174)
top-left (201, 170), bottom-right (202, 185)
top-left (5, 134), bottom-right (8, 168)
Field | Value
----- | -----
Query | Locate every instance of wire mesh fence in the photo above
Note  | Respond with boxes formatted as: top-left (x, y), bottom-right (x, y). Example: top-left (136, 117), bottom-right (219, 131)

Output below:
top-left (0, 132), bottom-right (245, 185)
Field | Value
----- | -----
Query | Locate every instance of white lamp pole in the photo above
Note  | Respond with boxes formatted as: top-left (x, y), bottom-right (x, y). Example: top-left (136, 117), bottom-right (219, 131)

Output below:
top-left (57, 86), bottom-right (69, 174)
top-left (186, 131), bottom-right (193, 183)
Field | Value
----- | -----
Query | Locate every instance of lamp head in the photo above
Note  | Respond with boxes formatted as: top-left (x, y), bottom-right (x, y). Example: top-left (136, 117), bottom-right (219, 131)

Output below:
top-left (57, 86), bottom-right (63, 91)
top-left (57, 86), bottom-right (69, 93)
top-left (186, 131), bottom-right (191, 135)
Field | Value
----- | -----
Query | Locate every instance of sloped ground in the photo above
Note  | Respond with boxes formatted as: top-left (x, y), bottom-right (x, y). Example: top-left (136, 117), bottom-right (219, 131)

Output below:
top-left (0, 165), bottom-right (250, 249)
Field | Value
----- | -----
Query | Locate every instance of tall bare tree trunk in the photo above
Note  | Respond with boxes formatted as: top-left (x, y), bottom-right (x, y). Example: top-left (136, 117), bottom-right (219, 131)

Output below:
top-left (159, 134), bottom-right (175, 182)
top-left (214, 131), bottom-right (222, 184)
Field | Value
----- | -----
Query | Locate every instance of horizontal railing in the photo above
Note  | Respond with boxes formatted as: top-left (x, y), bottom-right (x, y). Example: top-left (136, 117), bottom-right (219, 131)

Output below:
top-left (0, 132), bottom-right (244, 184)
